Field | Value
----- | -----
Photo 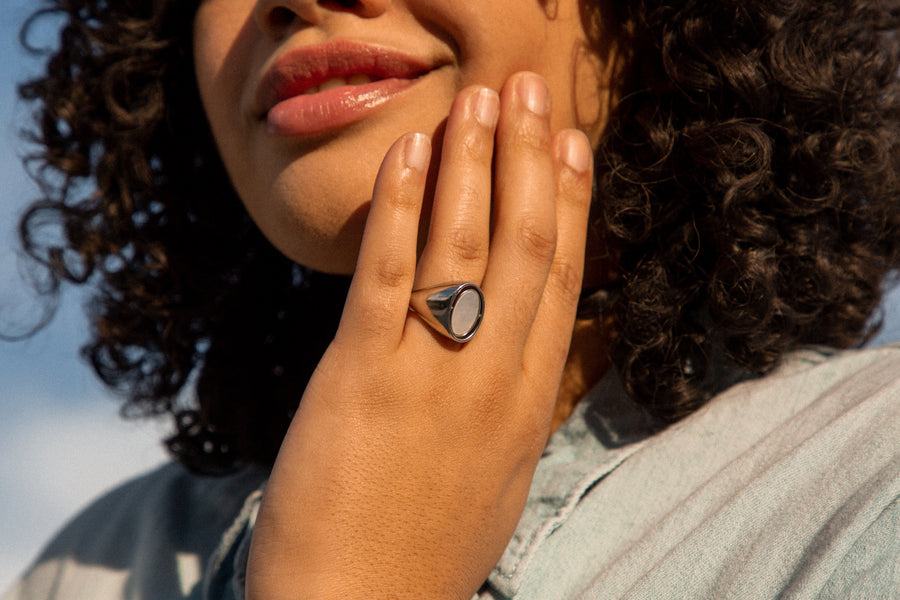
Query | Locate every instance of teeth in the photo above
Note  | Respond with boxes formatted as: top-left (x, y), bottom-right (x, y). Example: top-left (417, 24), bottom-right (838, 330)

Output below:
top-left (318, 77), bottom-right (346, 92)
top-left (302, 74), bottom-right (376, 95)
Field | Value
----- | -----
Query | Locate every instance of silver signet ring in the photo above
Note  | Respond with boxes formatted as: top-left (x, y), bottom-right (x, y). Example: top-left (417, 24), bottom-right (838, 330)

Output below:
top-left (409, 283), bottom-right (485, 343)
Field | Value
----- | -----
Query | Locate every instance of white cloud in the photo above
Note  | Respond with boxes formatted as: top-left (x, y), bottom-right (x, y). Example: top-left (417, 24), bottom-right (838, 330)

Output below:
top-left (0, 391), bottom-right (168, 593)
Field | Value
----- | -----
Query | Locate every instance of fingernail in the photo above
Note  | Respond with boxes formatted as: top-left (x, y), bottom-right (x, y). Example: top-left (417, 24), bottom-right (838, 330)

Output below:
top-left (561, 131), bottom-right (592, 174)
top-left (474, 87), bottom-right (500, 127)
top-left (405, 133), bottom-right (431, 172)
top-left (517, 73), bottom-right (549, 115)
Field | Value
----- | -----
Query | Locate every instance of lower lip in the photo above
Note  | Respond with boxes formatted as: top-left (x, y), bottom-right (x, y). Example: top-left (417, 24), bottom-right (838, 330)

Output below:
top-left (266, 77), bottom-right (418, 137)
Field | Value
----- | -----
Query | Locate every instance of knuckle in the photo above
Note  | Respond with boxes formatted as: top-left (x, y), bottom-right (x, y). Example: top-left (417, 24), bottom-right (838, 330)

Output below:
top-left (516, 216), bottom-right (557, 261)
top-left (388, 187), bottom-right (422, 215)
top-left (446, 227), bottom-right (488, 263)
top-left (548, 258), bottom-right (583, 302)
top-left (512, 120), bottom-right (551, 155)
top-left (456, 129), bottom-right (491, 162)
top-left (372, 254), bottom-right (412, 290)
top-left (382, 168), bottom-right (425, 213)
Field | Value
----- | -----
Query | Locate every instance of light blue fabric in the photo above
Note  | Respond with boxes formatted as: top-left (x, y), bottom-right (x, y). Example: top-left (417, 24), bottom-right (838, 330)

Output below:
top-left (476, 345), bottom-right (900, 599)
top-left (2, 461), bottom-right (267, 600)
top-left (4, 345), bottom-right (900, 599)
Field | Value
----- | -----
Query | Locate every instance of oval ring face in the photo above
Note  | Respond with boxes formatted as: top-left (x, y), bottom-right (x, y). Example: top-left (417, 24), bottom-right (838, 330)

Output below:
top-left (410, 283), bottom-right (485, 342)
top-left (450, 288), bottom-right (482, 339)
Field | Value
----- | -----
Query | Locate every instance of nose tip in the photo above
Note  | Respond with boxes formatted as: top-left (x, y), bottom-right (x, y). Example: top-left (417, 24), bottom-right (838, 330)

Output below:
top-left (322, 0), bottom-right (386, 16)
top-left (254, 0), bottom-right (389, 39)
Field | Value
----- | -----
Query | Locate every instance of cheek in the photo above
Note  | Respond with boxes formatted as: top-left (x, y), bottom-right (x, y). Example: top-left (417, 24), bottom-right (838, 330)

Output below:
top-left (193, 5), bottom-right (253, 133)
top-left (444, 4), bottom-right (586, 117)
top-left (192, 8), bottom-right (223, 103)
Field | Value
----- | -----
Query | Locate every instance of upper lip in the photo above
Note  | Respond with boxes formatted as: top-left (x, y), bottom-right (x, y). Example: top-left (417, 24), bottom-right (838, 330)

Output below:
top-left (255, 39), bottom-right (436, 118)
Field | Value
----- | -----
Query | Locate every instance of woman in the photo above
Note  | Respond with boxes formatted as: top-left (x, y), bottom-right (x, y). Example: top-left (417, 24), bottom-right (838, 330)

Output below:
top-left (6, 0), bottom-right (900, 598)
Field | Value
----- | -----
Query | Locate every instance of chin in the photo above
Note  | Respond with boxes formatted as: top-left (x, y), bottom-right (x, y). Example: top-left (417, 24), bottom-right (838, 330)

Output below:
top-left (265, 219), bottom-right (366, 276)
top-left (296, 246), bottom-right (361, 276)
top-left (283, 197), bottom-right (373, 275)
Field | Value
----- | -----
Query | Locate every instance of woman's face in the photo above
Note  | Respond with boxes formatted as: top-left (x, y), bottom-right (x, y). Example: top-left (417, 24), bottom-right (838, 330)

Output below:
top-left (194, 0), bottom-right (610, 273)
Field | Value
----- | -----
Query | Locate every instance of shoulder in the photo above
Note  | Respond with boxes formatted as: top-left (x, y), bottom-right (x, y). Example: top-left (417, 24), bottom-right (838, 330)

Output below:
top-left (486, 345), bottom-right (900, 599)
top-left (694, 343), bottom-right (900, 440)
top-left (739, 342), bottom-right (900, 399)
top-left (4, 462), bottom-right (267, 600)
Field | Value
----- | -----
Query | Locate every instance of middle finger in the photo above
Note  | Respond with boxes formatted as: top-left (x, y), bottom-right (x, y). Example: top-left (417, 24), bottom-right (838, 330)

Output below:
top-left (482, 72), bottom-right (557, 344)
top-left (414, 85), bottom-right (500, 288)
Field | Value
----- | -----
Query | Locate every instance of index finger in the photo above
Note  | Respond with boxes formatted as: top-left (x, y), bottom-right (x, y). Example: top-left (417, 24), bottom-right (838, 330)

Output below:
top-left (338, 133), bottom-right (432, 350)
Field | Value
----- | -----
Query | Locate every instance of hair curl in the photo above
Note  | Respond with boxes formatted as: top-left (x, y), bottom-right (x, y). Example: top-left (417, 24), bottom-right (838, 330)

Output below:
top-left (596, 0), bottom-right (900, 419)
top-left (14, 0), bottom-right (900, 472)
top-left (17, 0), bottom-right (350, 472)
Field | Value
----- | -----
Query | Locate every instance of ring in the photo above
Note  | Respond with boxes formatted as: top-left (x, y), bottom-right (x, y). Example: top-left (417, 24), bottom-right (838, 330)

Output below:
top-left (409, 282), bottom-right (485, 342)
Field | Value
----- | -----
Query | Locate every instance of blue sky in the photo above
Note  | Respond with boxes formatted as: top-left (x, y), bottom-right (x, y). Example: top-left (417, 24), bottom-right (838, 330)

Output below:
top-left (0, 2), bottom-right (167, 590)
top-left (1, 1), bottom-right (900, 593)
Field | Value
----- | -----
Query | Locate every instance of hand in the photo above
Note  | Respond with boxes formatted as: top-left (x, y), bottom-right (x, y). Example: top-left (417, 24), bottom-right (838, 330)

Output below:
top-left (246, 72), bottom-right (594, 600)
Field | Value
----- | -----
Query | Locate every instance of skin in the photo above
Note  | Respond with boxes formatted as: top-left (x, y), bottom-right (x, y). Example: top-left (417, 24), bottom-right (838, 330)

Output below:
top-left (193, 0), bottom-right (615, 597)
top-left (194, 0), bottom-right (612, 273)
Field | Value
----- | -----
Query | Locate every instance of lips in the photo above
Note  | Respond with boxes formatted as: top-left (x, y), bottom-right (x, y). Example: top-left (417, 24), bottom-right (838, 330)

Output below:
top-left (256, 39), bottom-right (436, 137)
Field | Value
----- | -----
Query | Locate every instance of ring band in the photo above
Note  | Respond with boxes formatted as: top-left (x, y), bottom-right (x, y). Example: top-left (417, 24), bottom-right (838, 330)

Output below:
top-left (409, 283), bottom-right (485, 342)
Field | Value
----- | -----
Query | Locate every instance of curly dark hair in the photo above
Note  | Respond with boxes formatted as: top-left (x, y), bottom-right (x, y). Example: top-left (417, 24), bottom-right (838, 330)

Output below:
top-left (14, 0), bottom-right (900, 472)
top-left (597, 0), bottom-right (900, 418)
